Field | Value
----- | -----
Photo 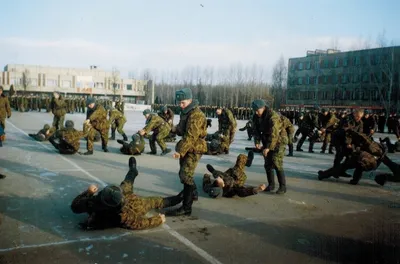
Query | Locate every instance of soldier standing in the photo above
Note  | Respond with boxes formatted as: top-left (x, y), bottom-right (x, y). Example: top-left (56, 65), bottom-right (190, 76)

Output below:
top-left (158, 105), bottom-right (176, 142)
top-left (139, 109), bottom-right (171, 156)
top-left (166, 88), bottom-right (207, 216)
top-left (319, 108), bottom-right (339, 154)
top-left (0, 87), bottom-right (11, 147)
top-left (362, 110), bottom-right (377, 138)
top-left (50, 92), bottom-right (67, 130)
top-left (295, 106), bottom-right (320, 153)
top-left (83, 98), bottom-right (110, 155)
top-left (280, 113), bottom-right (295, 157)
top-left (108, 107), bottom-right (128, 141)
top-left (252, 99), bottom-right (287, 194)
top-left (216, 106), bottom-right (237, 154)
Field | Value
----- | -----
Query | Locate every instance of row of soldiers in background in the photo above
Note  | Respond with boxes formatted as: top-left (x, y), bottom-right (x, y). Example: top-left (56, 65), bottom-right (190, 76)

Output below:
top-left (280, 108), bottom-right (399, 134)
top-left (151, 104), bottom-right (253, 120)
top-left (7, 94), bottom-right (124, 115)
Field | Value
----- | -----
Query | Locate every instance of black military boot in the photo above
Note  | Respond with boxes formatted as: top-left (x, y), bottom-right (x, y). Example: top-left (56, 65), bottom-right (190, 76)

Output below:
top-left (109, 129), bottom-right (116, 140)
top-left (165, 184), bottom-right (193, 216)
top-left (296, 136), bottom-right (305, 151)
top-left (264, 168), bottom-right (275, 192)
top-left (374, 173), bottom-right (389, 186)
top-left (192, 183), bottom-right (199, 201)
top-left (328, 144), bottom-right (334, 154)
top-left (0, 173), bottom-right (6, 179)
top-left (83, 150), bottom-right (93, 155)
top-left (162, 192), bottom-right (184, 208)
top-left (161, 148), bottom-right (171, 156)
top-left (320, 147), bottom-right (326, 154)
top-left (349, 168), bottom-right (363, 185)
top-left (246, 151), bottom-right (254, 167)
top-left (287, 144), bottom-right (294, 156)
top-left (308, 142), bottom-right (315, 153)
top-left (102, 145), bottom-right (109, 152)
top-left (122, 133), bottom-right (128, 141)
top-left (276, 170), bottom-right (286, 194)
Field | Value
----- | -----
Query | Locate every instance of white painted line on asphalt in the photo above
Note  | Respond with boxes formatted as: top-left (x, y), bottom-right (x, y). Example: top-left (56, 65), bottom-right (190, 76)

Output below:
top-left (5, 120), bottom-right (224, 264)
top-left (287, 198), bottom-right (307, 205)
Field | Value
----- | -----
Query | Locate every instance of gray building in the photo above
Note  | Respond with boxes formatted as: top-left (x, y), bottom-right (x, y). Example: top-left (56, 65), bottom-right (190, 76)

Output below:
top-left (0, 64), bottom-right (153, 104)
top-left (285, 46), bottom-right (400, 112)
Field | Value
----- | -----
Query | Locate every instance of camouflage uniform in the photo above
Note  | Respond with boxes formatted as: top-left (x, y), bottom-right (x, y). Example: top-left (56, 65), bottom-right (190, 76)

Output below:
top-left (143, 114), bottom-right (171, 154)
top-left (253, 108), bottom-right (287, 194)
top-left (320, 112), bottom-right (339, 153)
top-left (71, 158), bottom-right (183, 230)
top-left (86, 104), bottom-right (110, 152)
top-left (118, 134), bottom-right (145, 155)
top-left (159, 107), bottom-right (176, 142)
top-left (280, 114), bottom-right (295, 156)
top-left (28, 124), bottom-right (56, 141)
top-left (203, 154), bottom-right (259, 198)
top-left (51, 96), bottom-right (67, 130)
top-left (217, 108), bottom-right (237, 153)
top-left (0, 93), bottom-right (11, 130)
top-left (109, 108), bottom-right (127, 141)
top-left (49, 122), bottom-right (87, 154)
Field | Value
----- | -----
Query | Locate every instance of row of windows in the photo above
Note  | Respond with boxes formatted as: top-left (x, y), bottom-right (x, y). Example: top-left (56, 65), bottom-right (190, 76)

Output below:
top-left (292, 54), bottom-right (391, 71)
top-left (287, 90), bottom-right (395, 101)
top-left (291, 72), bottom-right (399, 86)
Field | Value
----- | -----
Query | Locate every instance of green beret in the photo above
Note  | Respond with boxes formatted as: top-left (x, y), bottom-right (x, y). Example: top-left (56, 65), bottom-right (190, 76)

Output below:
top-left (43, 124), bottom-right (50, 130)
top-left (65, 120), bottom-right (74, 128)
top-left (251, 99), bottom-right (267, 111)
top-left (86, 97), bottom-right (95, 106)
top-left (175, 88), bottom-right (193, 101)
top-left (143, 109), bottom-right (151, 115)
top-left (209, 187), bottom-right (223, 198)
top-left (100, 185), bottom-right (123, 208)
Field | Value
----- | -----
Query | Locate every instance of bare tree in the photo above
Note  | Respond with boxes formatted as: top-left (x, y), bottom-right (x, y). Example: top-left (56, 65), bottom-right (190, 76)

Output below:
top-left (271, 56), bottom-right (287, 109)
top-left (110, 67), bottom-right (120, 101)
top-left (22, 69), bottom-right (31, 94)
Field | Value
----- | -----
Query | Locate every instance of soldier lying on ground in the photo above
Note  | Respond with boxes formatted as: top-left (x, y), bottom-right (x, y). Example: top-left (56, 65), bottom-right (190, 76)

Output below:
top-left (71, 157), bottom-right (183, 230)
top-left (203, 151), bottom-right (266, 198)
top-left (28, 124), bottom-right (56, 141)
top-left (379, 137), bottom-right (400, 153)
top-left (49, 120), bottom-right (88, 155)
top-left (117, 134), bottom-right (145, 155)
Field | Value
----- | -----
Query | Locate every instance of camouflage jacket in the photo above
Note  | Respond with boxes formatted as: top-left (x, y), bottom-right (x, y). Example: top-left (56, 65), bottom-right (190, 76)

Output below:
top-left (320, 113), bottom-right (339, 131)
top-left (127, 136), bottom-right (145, 154)
top-left (345, 130), bottom-right (384, 157)
top-left (109, 109), bottom-right (126, 125)
top-left (340, 114), bottom-right (363, 133)
top-left (175, 100), bottom-right (207, 157)
top-left (210, 154), bottom-right (248, 189)
top-left (218, 109), bottom-right (237, 138)
top-left (51, 97), bottom-right (67, 117)
top-left (0, 94), bottom-right (11, 119)
top-left (88, 105), bottom-right (109, 130)
top-left (158, 108), bottom-right (174, 125)
top-left (280, 114), bottom-right (294, 137)
top-left (54, 127), bottom-right (87, 151)
top-left (143, 114), bottom-right (170, 134)
top-left (253, 109), bottom-right (284, 151)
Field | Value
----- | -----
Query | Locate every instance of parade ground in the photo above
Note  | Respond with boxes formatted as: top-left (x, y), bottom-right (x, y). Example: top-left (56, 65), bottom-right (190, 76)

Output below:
top-left (1, 111), bottom-right (399, 264)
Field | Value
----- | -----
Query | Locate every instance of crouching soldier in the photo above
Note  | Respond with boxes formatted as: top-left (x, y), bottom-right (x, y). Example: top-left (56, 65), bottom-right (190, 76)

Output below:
top-left (108, 107), bottom-right (128, 141)
top-left (117, 134), bottom-right (145, 155)
top-left (158, 105), bottom-right (176, 142)
top-left (71, 157), bottom-right (183, 230)
top-left (28, 124), bottom-right (56, 141)
top-left (49, 120), bottom-right (87, 154)
top-left (139, 109), bottom-right (171, 156)
top-left (203, 152), bottom-right (266, 198)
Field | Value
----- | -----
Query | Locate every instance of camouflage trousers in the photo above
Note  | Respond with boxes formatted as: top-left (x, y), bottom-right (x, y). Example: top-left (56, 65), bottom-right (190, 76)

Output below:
top-left (87, 125), bottom-right (109, 151)
top-left (264, 140), bottom-right (287, 172)
top-left (29, 133), bottom-right (47, 142)
top-left (112, 119), bottom-right (126, 135)
top-left (53, 115), bottom-right (65, 130)
top-left (321, 131), bottom-right (333, 151)
top-left (49, 137), bottom-right (77, 154)
top-left (149, 127), bottom-right (169, 153)
top-left (220, 129), bottom-right (234, 152)
top-left (179, 153), bottom-right (202, 185)
top-left (0, 118), bottom-right (5, 130)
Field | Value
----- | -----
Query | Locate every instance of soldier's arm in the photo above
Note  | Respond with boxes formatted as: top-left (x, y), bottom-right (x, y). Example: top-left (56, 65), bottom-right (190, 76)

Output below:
top-left (227, 110), bottom-right (237, 139)
top-left (89, 108), bottom-right (107, 122)
top-left (53, 98), bottom-right (65, 108)
top-left (71, 190), bottom-right (94, 214)
top-left (265, 115), bottom-right (281, 151)
top-left (124, 215), bottom-right (163, 230)
top-left (176, 112), bottom-right (205, 157)
top-left (143, 117), bottom-right (158, 134)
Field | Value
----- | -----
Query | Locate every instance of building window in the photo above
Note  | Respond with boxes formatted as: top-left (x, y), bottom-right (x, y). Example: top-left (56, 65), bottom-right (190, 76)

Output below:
top-left (324, 60), bottom-right (329, 68)
top-left (306, 62), bottom-right (311, 70)
top-left (362, 73), bottom-right (369, 83)
top-left (10, 78), bottom-right (21, 85)
top-left (353, 56), bottom-right (360, 66)
top-left (334, 58), bottom-right (339, 67)
top-left (127, 84), bottom-right (132, 90)
top-left (314, 61), bottom-right (319, 70)
top-left (290, 63), bottom-right (295, 71)
top-left (342, 74), bottom-right (348, 84)
top-left (298, 62), bottom-right (303, 70)
top-left (332, 75), bottom-right (338, 84)
top-left (46, 79), bottom-right (58, 87)
top-left (323, 76), bottom-right (328, 84)
top-left (297, 77), bottom-right (303, 85)
top-left (353, 74), bottom-right (359, 83)
top-left (306, 76), bottom-right (310, 85)
top-left (95, 82), bottom-right (104, 89)
top-left (31, 78), bottom-right (38, 86)
top-left (61, 80), bottom-right (71, 88)
top-left (343, 58), bottom-right (348, 67)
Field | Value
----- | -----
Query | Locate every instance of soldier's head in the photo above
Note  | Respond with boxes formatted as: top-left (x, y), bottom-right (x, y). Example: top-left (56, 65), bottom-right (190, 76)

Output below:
top-left (161, 105), bottom-right (168, 113)
top-left (216, 107), bottom-right (223, 116)
top-left (43, 124), bottom-right (51, 130)
top-left (131, 133), bottom-right (141, 143)
top-left (209, 139), bottom-right (220, 152)
top-left (143, 109), bottom-right (151, 119)
top-left (98, 185), bottom-right (124, 208)
top-left (251, 99), bottom-right (267, 117)
top-left (353, 109), bottom-right (364, 122)
top-left (86, 97), bottom-right (96, 109)
top-left (175, 88), bottom-right (193, 109)
top-left (321, 108), bottom-right (328, 116)
top-left (364, 110), bottom-right (370, 118)
top-left (65, 120), bottom-right (74, 128)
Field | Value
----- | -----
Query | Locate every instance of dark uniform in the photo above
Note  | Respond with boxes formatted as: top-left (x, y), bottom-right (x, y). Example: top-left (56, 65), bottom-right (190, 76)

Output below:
top-left (252, 99), bottom-right (287, 194)
top-left (362, 111), bottom-right (377, 137)
top-left (239, 120), bottom-right (254, 141)
top-left (49, 120), bottom-right (87, 154)
top-left (296, 108), bottom-right (319, 152)
top-left (166, 88), bottom-right (207, 216)
top-left (71, 157), bottom-right (183, 230)
top-left (217, 108), bottom-right (237, 154)
top-left (117, 134), bottom-right (145, 155)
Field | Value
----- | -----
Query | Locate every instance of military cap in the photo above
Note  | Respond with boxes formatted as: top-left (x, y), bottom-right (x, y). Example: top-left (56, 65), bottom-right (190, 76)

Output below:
top-left (161, 105), bottom-right (168, 112)
top-left (143, 109), bottom-right (151, 115)
top-left (43, 124), bottom-right (51, 130)
top-left (209, 139), bottom-right (220, 152)
top-left (251, 99), bottom-right (267, 111)
top-left (86, 97), bottom-right (96, 106)
top-left (175, 88), bottom-right (193, 101)
top-left (321, 108), bottom-right (327, 113)
top-left (65, 120), bottom-right (74, 128)
top-left (100, 185), bottom-right (124, 208)
top-left (132, 133), bottom-right (141, 142)
top-left (209, 187), bottom-right (223, 198)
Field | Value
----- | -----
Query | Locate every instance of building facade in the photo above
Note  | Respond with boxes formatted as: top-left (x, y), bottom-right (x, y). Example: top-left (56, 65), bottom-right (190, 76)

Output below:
top-left (285, 46), bottom-right (400, 112)
top-left (0, 64), bottom-right (153, 103)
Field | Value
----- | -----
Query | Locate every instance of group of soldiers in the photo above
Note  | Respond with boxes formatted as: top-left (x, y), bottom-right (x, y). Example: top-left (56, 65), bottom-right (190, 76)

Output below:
top-left (1, 85), bottom-right (400, 232)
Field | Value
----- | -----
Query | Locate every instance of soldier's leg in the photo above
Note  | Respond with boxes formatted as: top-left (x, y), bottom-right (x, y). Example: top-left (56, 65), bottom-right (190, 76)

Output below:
top-left (287, 136), bottom-right (294, 156)
top-left (272, 144), bottom-right (287, 194)
top-left (321, 133), bottom-right (329, 153)
top-left (59, 115), bottom-right (65, 130)
top-left (110, 123), bottom-right (116, 140)
top-left (99, 128), bottom-right (109, 152)
top-left (156, 129), bottom-right (171, 155)
top-left (264, 153), bottom-right (275, 191)
top-left (118, 120), bottom-right (128, 141)
top-left (85, 129), bottom-right (96, 154)
top-left (247, 128), bottom-right (252, 140)
top-left (48, 137), bottom-right (60, 150)
top-left (296, 131), bottom-right (307, 151)
top-left (149, 133), bottom-right (157, 154)
top-left (0, 119), bottom-right (5, 130)
top-left (52, 116), bottom-right (59, 130)
top-left (234, 185), bottom-right (266, 197)
top-left (381, 155), bottom-right (400, 176)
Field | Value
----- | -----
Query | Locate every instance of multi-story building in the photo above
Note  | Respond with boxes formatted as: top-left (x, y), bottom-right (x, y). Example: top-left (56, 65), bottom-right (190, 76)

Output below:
top-left (285, 46), bottom-right (400, 112)
top-left (0, 64), bottom-right (153, 103)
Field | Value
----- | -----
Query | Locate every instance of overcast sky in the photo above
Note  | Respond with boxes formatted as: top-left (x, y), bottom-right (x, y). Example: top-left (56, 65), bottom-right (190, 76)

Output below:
top-left (0, 0), bottom-right (398, 81)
